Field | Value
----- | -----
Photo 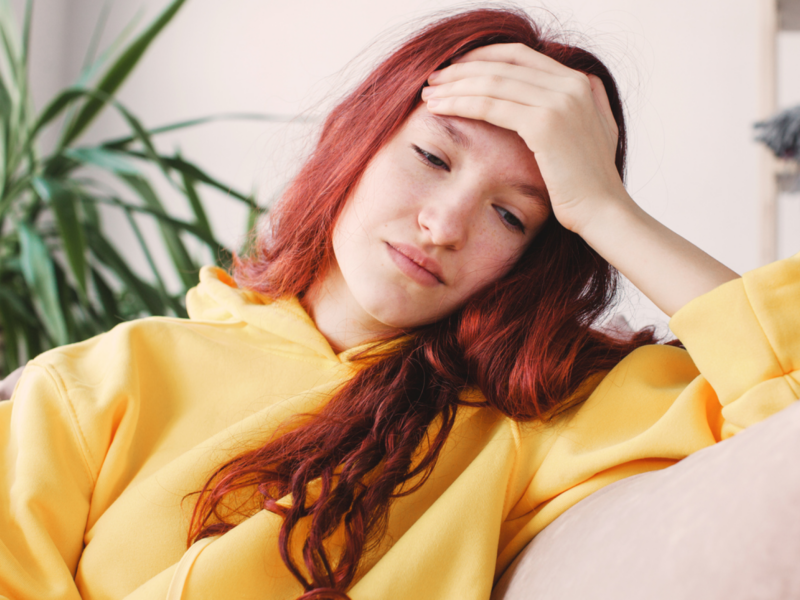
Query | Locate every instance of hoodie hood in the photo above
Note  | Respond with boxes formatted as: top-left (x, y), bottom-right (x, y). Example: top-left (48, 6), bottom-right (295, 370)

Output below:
top-left (186, 266), bottom-right (343, 363)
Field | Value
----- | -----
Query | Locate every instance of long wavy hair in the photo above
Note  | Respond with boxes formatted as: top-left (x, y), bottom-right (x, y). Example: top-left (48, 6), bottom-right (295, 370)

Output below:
top-left (189, 7), bottom-right (657, 599)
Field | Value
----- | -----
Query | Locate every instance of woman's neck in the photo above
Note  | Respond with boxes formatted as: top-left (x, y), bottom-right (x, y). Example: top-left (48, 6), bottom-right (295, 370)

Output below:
top-left (302, 266), bottom-right (395, 354)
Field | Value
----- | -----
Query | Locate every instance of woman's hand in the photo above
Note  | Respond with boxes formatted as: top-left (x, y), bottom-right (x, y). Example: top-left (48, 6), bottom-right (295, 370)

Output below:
top-left (422, 43), bottom-right (630, 235)
top-left (422, 43), bottom-right (740, 317)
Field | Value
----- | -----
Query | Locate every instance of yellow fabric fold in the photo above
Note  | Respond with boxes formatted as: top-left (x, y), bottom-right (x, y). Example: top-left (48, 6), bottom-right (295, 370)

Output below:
top-left (165, 537), bottom-right (216, 600)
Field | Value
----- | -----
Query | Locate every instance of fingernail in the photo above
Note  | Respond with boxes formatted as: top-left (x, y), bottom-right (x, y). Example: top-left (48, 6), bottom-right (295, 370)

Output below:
top-left (421, 87), bottom-right (433, 99)
top-left (426, 98), bottom-right (440, 109)
top-left (428, 71), bottom-right (441, 83)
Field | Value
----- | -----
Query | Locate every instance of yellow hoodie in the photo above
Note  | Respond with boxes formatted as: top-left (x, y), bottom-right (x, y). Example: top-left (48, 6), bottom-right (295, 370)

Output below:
top-left (1, 254), bottom-right (799, 600)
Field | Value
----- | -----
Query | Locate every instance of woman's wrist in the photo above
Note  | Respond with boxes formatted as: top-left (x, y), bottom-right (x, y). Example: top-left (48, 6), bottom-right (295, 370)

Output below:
top-left (570, 191), bottom-right (740, 318)
top-left (566, 187), bottom-right (640, 242)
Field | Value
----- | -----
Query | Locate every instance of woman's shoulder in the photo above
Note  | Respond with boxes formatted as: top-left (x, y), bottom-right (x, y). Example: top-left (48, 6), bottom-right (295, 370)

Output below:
top-left (604, 342), bottom-right (698, 390)
top-left (18, 315), bottom-right (215, 432)
top-left (30, 264), bottom-right (329, 387)
top-left (466, 341), bottom-right (697, 424)
top-left (508, 342), bottom-right (700, 444)
top-left (30, 313), bottom-right (213, 377)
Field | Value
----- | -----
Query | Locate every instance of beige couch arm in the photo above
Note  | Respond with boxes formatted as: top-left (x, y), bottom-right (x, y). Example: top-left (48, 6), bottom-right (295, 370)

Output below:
top-left (492, 401), bottom-right (800, 600)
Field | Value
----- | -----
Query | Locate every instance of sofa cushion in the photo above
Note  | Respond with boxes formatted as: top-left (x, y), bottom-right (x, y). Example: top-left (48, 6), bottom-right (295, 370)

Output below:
top-left (492, 401), bottom-right (800, 600)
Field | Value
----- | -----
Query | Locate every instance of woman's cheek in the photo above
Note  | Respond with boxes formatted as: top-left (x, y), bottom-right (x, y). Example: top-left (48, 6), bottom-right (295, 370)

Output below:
top-left (465, 238), bottom-right (524, 291)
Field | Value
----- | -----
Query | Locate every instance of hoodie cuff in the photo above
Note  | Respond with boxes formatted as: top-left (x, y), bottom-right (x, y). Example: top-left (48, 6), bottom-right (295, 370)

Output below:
top-left (669, 252), bottom-right (800, 411)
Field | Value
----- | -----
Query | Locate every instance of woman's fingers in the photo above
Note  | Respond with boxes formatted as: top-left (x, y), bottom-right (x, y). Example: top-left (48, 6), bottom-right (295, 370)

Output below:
top-left (424, 65), bottom-right (599, 150)
top-left (429, 60), bottom-right (574, 94)
top-left (425, 94), bottom-right (537, 139)
top-left (427, 48), bottom-right (598, 125)
top-left (425, 45), bottom-right (618, 157)
top-left (423, 75), bottom-right (562, 113)
top-left (587, 74), bottom-right (619, 150)
top-left (452, 43), bottom-right (570, 77)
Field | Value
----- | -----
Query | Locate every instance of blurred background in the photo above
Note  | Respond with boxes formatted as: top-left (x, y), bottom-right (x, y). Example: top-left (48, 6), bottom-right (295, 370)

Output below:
top-left (2, 0), bottom-right (799, 369)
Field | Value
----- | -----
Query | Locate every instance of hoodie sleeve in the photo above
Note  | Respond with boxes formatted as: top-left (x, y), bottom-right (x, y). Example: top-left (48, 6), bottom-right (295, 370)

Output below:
top-left (498, 252), bottom-right (800, 572)
top-left (0, 363), bottom-right (93, 600)
top-left (668, 251), bottom-right (800, 438)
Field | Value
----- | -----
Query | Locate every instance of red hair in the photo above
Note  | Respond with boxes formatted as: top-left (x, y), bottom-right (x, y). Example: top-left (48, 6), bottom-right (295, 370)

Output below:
top-left (190, 8), bottom-right (656, 598)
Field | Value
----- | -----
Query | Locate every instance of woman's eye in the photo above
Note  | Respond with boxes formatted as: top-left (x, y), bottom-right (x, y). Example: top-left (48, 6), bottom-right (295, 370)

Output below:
top-left (495, 206), bottom-right (526, 234)
top-left (412, 145), bottom-right (449, 171)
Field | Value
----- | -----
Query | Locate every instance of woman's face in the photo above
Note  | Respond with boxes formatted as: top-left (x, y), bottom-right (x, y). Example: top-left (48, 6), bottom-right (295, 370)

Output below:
top-left (329, 104), bottom-right (551, 333)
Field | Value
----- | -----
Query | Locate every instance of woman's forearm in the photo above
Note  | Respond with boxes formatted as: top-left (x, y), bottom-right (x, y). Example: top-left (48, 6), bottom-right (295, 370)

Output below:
top-left (577, 193), bottom-right (740, 317)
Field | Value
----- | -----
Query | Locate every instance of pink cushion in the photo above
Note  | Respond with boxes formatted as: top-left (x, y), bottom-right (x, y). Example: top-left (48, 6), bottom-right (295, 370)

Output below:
top-left (492, 401), bottom-right (800, 600)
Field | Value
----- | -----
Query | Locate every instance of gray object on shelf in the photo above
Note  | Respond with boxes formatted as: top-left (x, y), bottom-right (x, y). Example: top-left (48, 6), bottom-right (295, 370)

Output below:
top-left (755, 104), bottom-right (800, 160)
top-left (755, 104), bottom-right (800, 193)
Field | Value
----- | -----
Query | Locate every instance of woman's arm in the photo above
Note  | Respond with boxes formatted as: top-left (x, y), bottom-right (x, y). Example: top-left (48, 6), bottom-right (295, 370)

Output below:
top-left (0, 363), bottom-right (93, 599)
top-left (574, 194), bottom-right (740, 317)
top-left (423, 43), bottom-right (739, 316)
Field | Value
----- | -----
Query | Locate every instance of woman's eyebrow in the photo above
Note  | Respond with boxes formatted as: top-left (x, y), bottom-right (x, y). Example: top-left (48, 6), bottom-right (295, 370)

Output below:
top-left (420, 113), bottom-right (550, 207)
top-left (510, 182), bottom-right (551, 206)
top-left (422, 114), bottom-right (472, 150)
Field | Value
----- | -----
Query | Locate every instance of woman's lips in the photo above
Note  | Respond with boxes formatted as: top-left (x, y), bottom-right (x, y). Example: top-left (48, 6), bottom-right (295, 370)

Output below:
top-left (386, 242), bottom-right (444, 287)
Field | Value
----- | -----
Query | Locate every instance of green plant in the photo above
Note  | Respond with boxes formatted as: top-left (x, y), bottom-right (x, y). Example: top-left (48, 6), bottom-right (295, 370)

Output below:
top-left (0, 0), bottom-right (275, 375)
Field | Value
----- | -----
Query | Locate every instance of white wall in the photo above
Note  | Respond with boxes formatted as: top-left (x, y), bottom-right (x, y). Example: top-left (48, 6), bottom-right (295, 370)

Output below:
top-left (15, 0), bottom-right (800, 332)
top-left (777, 29), bottom-right (800, 261)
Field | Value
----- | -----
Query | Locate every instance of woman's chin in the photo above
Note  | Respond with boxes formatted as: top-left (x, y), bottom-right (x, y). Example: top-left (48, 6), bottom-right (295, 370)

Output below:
top-left (362, 298), bottom-right (454, 331)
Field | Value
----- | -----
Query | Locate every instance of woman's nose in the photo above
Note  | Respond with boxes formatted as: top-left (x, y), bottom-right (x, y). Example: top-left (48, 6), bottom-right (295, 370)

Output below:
top-left (417, 196), bottom-right (472, 250)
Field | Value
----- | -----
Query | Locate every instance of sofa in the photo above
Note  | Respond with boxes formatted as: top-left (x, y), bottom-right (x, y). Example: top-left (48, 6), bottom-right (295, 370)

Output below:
top-left (3, 368), bottom-right (799, 599)
top-left (493, 400), bottom-right (800, 599)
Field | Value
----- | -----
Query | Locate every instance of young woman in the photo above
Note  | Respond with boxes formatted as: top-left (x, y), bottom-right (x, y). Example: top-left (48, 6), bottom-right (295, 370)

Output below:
top-left (1, 7), bottom-right (798, 600)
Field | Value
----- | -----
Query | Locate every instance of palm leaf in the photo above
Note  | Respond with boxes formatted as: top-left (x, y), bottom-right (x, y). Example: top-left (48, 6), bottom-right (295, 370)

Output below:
top-left (90, 266), bottom-right (123, 329)
top-left (59, 0), bottom-right (187, 146)
top-left (92, 195), bottom-right (219, 247)
top-left (115, 148), bottom-right (257, 206)
top-left (118, 204), bottom-right (185, 316)
top-left (181, 171), bottom-right (212, 237)
top-left (0, 285), bottom-right (38, 326)
top-left (0, 297), bottom-right (20, 372)
top-left (80, 0), bottom-right (115, 74)
top-left (101, 112), bottom-right (296, 150)
top-left (63, 146), bottom-right (140, 175)
top-left (17, 221), bottom-right (68, 346)
top-left (120, 173), bottom-right (198, 289)
top-left (0, 66), bottom-right (12, 120)
top-left (0, 1), bottom-right (272, 374)
top-left (26, 87), bottom-right (87, 150)
top-left (84, 225), bottom-right (165, 315)
top-left (31, 176), bottom-right (88, 296)
top-left (19, 0), bottom-right (30, 71)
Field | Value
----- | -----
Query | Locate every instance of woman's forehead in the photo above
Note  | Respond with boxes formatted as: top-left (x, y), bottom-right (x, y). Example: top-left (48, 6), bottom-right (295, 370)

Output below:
top-left (418, 112), bottom-right (472, 150)
top-left (406, 105), bottom-right (528, 152)
top-left (402, 106), bottom-right (545, 187)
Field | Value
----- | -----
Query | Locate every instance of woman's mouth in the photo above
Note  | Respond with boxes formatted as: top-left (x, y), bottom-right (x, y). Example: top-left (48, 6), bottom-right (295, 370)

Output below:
top-left (386, 242), bottom-right (444, 287)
